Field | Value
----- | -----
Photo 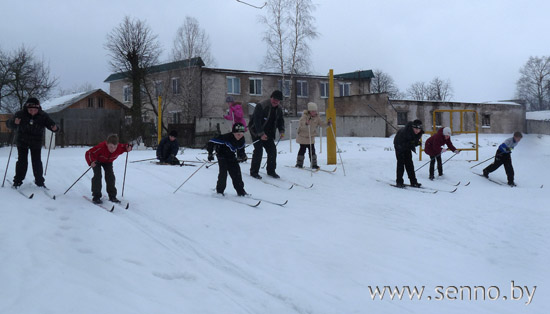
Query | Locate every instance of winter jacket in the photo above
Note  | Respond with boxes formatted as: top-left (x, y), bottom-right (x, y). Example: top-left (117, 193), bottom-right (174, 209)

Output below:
top-left (207, 133), bottom-right (246, 162)
top-left (497, 137), bottom-right (519, 154)
top-left (296, 110), bottom-right (329, 145)
top-left (393, 121), bottom-right (424, 154)
top-left (424, 128), bottom-right (457, 157)
top-left (6, 105), bottom-right (58, 145)
top-left (248, 99), bottom-right (285, 139)
top-left (85, 141), bottom-right (129, 165)
top-left (156, 136), bottom-right (179, 160)
top-left (223, 103), bottom-right (248, 130)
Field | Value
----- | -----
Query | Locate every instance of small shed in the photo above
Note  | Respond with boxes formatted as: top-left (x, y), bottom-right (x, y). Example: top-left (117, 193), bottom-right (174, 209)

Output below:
top-left (42, 89), bottom-right (129, 146)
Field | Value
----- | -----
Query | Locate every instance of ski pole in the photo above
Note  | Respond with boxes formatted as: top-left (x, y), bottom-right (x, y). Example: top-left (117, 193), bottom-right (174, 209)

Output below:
top-left (121, 151), bottom-right (129, 197)
top-left (64, 166), bottom-right (92, 194)
top-left (441, 151), bottom-right (458, 166)
top-left (130, 157), bottom-right (157, 163)
top-left (2, 128), bottom-right (18, 188)
top-left (244, 138), bottom-right (261, 149)
top-left (44, 131), bottom-right (54, 176)
top-left (261, 137), bottom-right (281, 169)
top-left (174, 161), bottom-right (207, 193)
top-left (329, 124), bottom-right (346, 176)
top-left (307, 123), bottom-right (313, 177)
top-left (366, 102), bottom-right (398, 131)
top-left (415, 152), bottom-right (442, 172)
top-left (470, 155), bottom-right (495, 169)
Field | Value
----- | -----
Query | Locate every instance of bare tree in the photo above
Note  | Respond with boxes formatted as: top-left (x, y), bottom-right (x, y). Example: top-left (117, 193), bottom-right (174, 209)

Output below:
top-left (427, 77), bottom-right (453, 101)
top-left (406, 81), bottom-right (429, 101)
top-left (56, 82), bottom-right (96, 97)
top-left (0, 46), bottom-right (57, 113)
top-left (371, 69), bottom-right (402, 99)
top-left (105, 16), bottom-right (162, 142)
top-left (516, 56), bottom-right (550, 111)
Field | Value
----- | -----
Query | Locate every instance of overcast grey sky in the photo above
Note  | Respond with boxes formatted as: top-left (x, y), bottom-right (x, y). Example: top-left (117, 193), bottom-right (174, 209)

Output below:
top-left (1, 0), bottom-right (549, 102)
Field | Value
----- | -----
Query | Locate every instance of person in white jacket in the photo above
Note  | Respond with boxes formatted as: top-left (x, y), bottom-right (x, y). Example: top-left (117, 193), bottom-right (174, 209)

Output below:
top-left (295, 102), bottom-right (331, 169)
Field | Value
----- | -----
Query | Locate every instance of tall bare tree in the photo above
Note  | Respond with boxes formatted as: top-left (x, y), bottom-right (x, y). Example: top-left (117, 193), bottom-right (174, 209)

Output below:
top-left (371, 69), bottom-right (402, 99)
top-left (406, 81), bottom-right (429, 101)
top-left (427, 77), bottom-right (453, 101)
top-left (105, 16), bottom-right (162, 141)
top-left (516, 56), bottom-right (550, 111)
top-left (56, 82), bottom-right (95, 97)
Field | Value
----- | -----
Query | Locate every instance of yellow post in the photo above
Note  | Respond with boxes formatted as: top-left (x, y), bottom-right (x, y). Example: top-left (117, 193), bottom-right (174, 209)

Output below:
top-left (157, 96), bottom-right (162, 145)
top-left (327, 69), bottom-right (337, 164)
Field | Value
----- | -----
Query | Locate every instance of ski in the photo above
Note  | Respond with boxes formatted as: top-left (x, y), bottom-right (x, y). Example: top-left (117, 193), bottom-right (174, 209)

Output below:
top-left (245, 195), bottom-right (288, 207)
top-left (247, 174), bottom-right (294, 190)
top-left (37, 186), bottom-right (56, 200)
top-left (285, 165), bottom-right (319, 173)
top-left (110, 199), bottom-right (129, 209)
top-left (213, 193), bottom-right (261, 207)
top-left (260, 172), bottom-right (312, 189)
top-left (83, 196), bottom-right (114, 212)
top-left (318, 167), bottom-right (337, 173)
top-left (389, 183), bottom-right (438, 194)
top-left (418, 184), bottom-right (458, 193)
top-left (7, 180), bottom-right (34, 199)
top-left (475, 173), bottom-right (509, 186)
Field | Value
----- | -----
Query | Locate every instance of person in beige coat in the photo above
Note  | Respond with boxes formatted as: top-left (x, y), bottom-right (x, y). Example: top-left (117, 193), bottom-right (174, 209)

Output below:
top-left (295, 102), bottom-right (331, 169)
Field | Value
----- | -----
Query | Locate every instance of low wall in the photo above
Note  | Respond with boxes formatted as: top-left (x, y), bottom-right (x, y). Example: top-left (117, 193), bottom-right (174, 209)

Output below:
top-left (526, 119), bottom-right (550, 135)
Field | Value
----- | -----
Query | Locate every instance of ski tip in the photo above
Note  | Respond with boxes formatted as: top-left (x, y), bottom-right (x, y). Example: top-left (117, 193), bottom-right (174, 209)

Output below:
top-left (280, 200), bottom-right (288, 206)
top-left (288, 184), bottom-right (294, 190)
top-left (541, 185), bottom-right (544, 189)
top-left (29, 193), bottom-right (34, 199)
top-left (109, 205), bottom-right (115, 212)
top-left (464, 181), bottom-right (471, 186)
top-left (450, 188), bottom-right (458, 193)
top-left (250, 200), bottom-right (261, 207)
top-left (307, 183), bottom-right (314, 188)
top-left (52, 195), bottom-right (56, 200)
top-left (125, 203), bottom-right (129, 210)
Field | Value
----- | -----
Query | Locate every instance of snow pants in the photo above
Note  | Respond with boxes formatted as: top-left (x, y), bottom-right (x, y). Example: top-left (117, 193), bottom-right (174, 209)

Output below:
top-left (484, 151), bottom-right (514, 184)
top-left (91, 162), bottom-right (117, 199)
top-left (217, 159), bottom-right (246, 195)
top-left (395, 150), bottom-right (418, 185)
top-left (250, 137), bottom-right (277, 175)
top-left (14, 141), bottom-right (44, 186)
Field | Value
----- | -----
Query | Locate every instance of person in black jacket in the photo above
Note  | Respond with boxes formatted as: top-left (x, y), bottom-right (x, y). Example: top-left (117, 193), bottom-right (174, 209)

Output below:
top-left (156, 130), bottom-right (180, 165)
top-left (207, 123), bottom-right (248, 196)
top-left (6, 97), bottom-right (59, 188)
top-left (393, 119), bottom-right (424, 188)
top-left (248, 90), bottom-right (285, 179)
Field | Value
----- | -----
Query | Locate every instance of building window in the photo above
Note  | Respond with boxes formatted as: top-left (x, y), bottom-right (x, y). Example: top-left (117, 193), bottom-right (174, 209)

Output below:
top-left (320, 82), bottom-right (329, 98)
top-left (172, 111), bottom-right (182, 124)
top-left (123, 85), bottom-right (130, 102)
top-left (172, 77), bottom-right (181, 95)
top-left (397, 111), bottom-right (408, 126)
top-left (296, 80), bottom-right (308, 97)
top-left (482, 114), bottom-right (491, 128)
top-left (249, 77), bottom-right (262, 96)
top-left (339, 82), bottom-right (351, 96)
top-left (97, 97), bottom-right (104, 108)
top-left (227, 76), bottom-right (240, 95)
top-left (155, 81), bottom-right (163, 98)
top-left (87, 98), bottom-right (94, 108)
top-left (278, 79), bottom-right (291, 97)
top-left (435, 112), bottom-right (442, 127)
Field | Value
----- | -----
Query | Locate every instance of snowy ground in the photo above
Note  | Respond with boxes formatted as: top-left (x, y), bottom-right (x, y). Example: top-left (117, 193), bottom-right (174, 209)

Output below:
top-left (0, 133), bottom-right (548, 314)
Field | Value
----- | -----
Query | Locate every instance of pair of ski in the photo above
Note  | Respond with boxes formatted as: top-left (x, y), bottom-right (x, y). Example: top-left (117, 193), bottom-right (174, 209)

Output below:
top-left (285, 165), bottom-right (337, 174)
top-left (7, 180), bottom-right (56, 200)
top-left (83, 196), bottom-right (129, 212)
top-left (214, 193), bottom-right (288, 207)
top-left (249, 173), bottom-right (314, 190)
top-left (379, 180), bottom-right (457, 193)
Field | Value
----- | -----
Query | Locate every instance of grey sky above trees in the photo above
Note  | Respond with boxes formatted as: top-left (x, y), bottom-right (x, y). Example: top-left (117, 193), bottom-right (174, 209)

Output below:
top-left (1, 0), bottom-right (549, 104)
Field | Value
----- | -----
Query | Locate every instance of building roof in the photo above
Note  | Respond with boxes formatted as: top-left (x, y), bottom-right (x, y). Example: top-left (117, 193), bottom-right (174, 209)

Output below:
top-left (334, 70), bottom-right (375, 80)
top-left (104, 57), bottom-right (205, 83)
top-left (42, 89), bottom-right (128, 113)
top-left (526, 110), bottom-right (550, 121)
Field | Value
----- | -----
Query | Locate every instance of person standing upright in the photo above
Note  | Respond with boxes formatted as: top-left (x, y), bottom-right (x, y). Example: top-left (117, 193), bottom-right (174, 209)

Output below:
top-left (248, 90), bottom-right (285, 179)
top-left (6, 97), bottom-right (59, 188)
top-left (223, 96), bottom-right (247, 131)
top-left (393, 119), bottom-right (424, 188)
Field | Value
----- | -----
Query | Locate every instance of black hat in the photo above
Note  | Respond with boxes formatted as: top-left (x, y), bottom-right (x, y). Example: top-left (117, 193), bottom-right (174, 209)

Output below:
top-left (232, 123), bottom-right (246, 133)
top-left (25, 97), bottom-right (40, 109)
top-left (270, 90), bottom-right (283, 101)
top-left (169, 130), bottom-right (178, 137)
top-left (412, 119), bottom-right (423, 129)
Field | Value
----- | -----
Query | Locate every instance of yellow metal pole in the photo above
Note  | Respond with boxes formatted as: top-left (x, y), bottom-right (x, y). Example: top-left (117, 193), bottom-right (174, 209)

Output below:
top-left (157, 96), bottom-right (162, 145)
top-left (327, 69), bottom-right (337, 165)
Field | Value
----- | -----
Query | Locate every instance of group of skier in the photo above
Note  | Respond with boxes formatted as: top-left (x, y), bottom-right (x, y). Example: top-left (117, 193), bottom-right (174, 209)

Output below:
top-left (4, 95), bottom-right (524, 204)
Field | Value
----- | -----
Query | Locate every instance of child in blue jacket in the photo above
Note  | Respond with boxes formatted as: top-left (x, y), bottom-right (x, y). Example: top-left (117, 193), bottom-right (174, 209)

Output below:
top-left (483, 132), bottom-right (523, 186)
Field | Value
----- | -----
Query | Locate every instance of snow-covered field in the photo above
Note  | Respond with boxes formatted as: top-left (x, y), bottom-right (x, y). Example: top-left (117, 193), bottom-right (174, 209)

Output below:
top-left (1, 133), bottom-right (548, 314)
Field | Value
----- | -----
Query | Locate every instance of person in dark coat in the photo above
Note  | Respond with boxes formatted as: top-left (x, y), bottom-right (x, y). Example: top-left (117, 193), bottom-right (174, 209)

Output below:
top-left (6, 97), bottom-right (59, 188)
top-left (85, 134), bottom-right (132, 204)
top-left (483, 132), bottom-right (523, 186)
top-left (393, 119), bottom-right (424, 188)
top-left (156, 130), bottom-right (180, 165)
top-left (248, 90), bottom-right (285, 179)
top-left (424, 127), bottom-right (460, 180)
top-left (207, 123), bottom-right (248, 196)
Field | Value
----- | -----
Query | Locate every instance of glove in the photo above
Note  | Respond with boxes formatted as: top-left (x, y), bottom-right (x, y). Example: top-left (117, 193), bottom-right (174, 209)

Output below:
top-left (442, 148), bottom-right (448, 153)
top-left (237, 155), bottom-right (248, 163)
top-left (280, 133), bottom-right (285, 139)
top-left (455, 149), bottom-right (461, 154)
top-left (208, 154), bottom-right (214, 162)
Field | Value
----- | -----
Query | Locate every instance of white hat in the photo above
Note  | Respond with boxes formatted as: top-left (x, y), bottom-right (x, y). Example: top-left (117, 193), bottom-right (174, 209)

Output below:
top-left (307, 102), bottom-right (318, 111)
top-left (443, 127), bottom-right (452, 136)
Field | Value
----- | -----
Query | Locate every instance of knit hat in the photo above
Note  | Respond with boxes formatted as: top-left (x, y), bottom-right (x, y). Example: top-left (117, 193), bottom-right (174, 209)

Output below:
top-left (307, 102), bottom-right (318, 112)
top-left (232, 123), bottom-right (246, 133)
top-left (225, 96), bottom-right (234, 103)
top-left (412, 119), bottom-right (423, 129)
top-left (169, 130), bottom-right (178, 137)
top-left (270, 90), bottom-right (283, 101)
top-left (25, 97), bottom-right (40, 109)
top-left (442, 127), bottom-right (452, 136)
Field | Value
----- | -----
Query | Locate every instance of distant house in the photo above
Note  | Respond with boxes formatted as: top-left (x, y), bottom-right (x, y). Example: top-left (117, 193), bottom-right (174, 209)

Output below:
top-left (42, 89), bottom-right (129, 146)
top-left (526, 110), bottom-right (550, 135)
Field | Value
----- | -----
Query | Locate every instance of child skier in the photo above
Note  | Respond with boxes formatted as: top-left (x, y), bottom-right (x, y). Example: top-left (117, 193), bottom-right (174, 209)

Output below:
top-left (85, 134), bottom-right (132, 204)
top-left (207, 123), bottom-right (248, 196)
top-left (393, 119), bottom-right (424, 188)
top-left (482, 131), bottom-right (523, 186)
top-left (424, 127), bottom-right (460, 180)
top-left (156, 130), bottom-right (180, 165)
top-left (223, 96), bottom-right (247, 131)
top-left (295, 102), bottom-right (331, 169)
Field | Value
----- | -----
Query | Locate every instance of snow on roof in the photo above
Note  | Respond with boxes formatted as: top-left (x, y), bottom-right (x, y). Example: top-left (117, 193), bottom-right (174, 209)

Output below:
top-left (41, 90), bottom-right (98, 113)
top-left (526, 110), bottom-right (550, 121)
top-left (482, 101), bottom-right (521, 106)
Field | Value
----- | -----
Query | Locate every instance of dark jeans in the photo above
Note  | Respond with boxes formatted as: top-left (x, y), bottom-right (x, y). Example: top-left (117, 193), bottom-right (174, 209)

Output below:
top-left (14, 142), bottom-right (44, 185)
top-left (484, 151), bottom-right (514, 183)
top-left (92, 162), bottom-right (117, 198)
top-left (429, 155), bottom-right (443, 177)
top-left (217, 159), bottom-right (245, 195)
top-left (298, 144), bottom-right (316, 159)
top-left (395, 150), bottom-right (417, 185)
top-left (250, 137), bottom-right (277, 175)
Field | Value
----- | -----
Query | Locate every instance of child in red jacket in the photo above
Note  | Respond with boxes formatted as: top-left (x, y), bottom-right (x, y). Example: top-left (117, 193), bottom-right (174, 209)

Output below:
top-left (85, 134), bottom-right (132, 204)
top-left (424, 127), bottom-right (460, 180)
